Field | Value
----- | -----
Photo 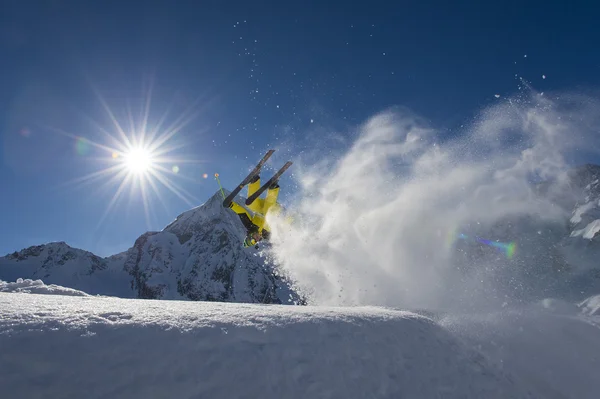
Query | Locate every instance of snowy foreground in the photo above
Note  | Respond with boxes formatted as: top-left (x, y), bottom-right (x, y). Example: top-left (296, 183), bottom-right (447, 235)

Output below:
top-left (2, 280), bottom-right (600, 398)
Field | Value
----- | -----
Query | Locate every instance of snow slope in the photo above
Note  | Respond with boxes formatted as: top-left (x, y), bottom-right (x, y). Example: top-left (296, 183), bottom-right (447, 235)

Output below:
top-left (440, 301), bottom-right (600, 399)
top-left (0, 289), bottom-right (538, 399)
top-left (3, 288), bottom-right (600, 398)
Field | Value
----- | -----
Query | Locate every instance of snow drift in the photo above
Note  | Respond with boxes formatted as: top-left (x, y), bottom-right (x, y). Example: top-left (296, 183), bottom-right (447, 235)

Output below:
top-left (0, 278), bottom-right (90, 296)
top-left (0, 290), bottom-right (535, 399)
top-left (2, 288), bottom-right (600, 398)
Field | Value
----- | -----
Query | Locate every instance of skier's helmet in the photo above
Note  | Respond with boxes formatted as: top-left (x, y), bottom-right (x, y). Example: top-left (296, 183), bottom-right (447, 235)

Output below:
top-left (244, 229), bottom-right (262, 247)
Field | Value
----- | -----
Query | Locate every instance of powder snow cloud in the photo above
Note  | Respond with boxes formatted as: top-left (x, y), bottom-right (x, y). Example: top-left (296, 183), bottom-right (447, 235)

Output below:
top-left (267, 89), bottom-right (600, 309)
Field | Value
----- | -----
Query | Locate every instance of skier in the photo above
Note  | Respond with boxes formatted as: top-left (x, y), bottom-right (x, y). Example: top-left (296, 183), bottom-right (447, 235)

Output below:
top-left (227, 175), bottom-right (281, 247)
top-left (220, 149), bottom-right (292, 248)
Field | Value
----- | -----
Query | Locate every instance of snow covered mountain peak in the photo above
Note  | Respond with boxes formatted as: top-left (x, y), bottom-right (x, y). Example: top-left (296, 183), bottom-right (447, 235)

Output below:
top-left (0, 189), bottom-right (302, 304)
top-left (3, 241), bottom-right (108, 278)
top-left (163, 189), bottom-right (238, 242)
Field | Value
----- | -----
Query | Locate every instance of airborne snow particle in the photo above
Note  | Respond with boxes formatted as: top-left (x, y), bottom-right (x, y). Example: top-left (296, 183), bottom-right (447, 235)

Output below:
top-left (172, 165), bottom-right (180, 174)
top-left (310, 119), bottom-right (314, 123)
top-left (542, 75), bottom-right (546, 79)
top-left (495, 94), bottom-right (501, 98)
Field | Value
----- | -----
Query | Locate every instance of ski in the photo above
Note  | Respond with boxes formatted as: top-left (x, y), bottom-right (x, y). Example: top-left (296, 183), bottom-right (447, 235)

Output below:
top-left (222, 150), bottom-right (275, 208)
top-left (245, 161), bottom-right (293, 205)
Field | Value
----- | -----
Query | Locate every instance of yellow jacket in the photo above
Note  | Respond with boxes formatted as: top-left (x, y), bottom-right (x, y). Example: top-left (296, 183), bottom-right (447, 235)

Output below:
top-left (228, 178), bottom-right (281, 236)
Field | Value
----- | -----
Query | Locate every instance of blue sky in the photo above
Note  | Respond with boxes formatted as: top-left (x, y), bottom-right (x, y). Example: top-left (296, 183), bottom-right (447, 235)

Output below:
top-left (1, 0), bottom-right (599, 256)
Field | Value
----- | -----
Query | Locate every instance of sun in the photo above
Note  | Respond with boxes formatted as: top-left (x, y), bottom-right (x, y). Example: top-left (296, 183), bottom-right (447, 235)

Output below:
top-left (55, 77), bottom-right (209, 231)
top-left (124, 147), bottom-right (153, 174)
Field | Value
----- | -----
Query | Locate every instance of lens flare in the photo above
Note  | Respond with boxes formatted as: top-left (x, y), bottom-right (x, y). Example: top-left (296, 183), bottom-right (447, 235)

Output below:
top-left (75, 137), bottom-right (91, 156)
top-left (474, 236), bottom-right (517, 259)
top-left (445, 228), bottom-right (517, 259)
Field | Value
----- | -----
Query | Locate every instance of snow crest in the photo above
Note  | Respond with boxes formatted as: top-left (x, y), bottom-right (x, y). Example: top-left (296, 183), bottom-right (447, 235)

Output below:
top-left (0, 278), bottom-right (90, 296)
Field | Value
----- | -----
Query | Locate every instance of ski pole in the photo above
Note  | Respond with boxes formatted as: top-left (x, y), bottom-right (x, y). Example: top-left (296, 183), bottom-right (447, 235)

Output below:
top-left (214, 173), bottom-right (225, 199)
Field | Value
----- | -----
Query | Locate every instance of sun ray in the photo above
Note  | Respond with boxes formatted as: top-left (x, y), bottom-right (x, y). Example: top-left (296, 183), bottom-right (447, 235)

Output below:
top-left (90, 168), bottom-right (132, 201)
top-left (146, 95), bottom-right (175, 145)
top-left (126, 174), bottom-right (140, 215)
top-left (151, 127), bottom-right (212, 158)
top-left (56, 164), bottom-right (125, 190)
top-left (139, 177), bottom-right (153, 230)
top-left (126, 100), bottom-right (137, 147)
top-left (155, 157), bottom-right (208, 166)
top-left (153, 164), bottom-right (202, 183)
top-left (140, 75), bottom-right (155, 147)
top-left (80, 114), bottom-right (131, 152)
top-left (149, 169), bottom-right (198, 207)
top-left (90, 83), bottom-right (133, 150)
top-left (148, 95), bottom-right (205, 153)
top-left (42, 125), bottom-right (123, 156)
top-left (145, 172), bottom-right (171, 217)
top-left (96, 173), bottom-right (132, 229)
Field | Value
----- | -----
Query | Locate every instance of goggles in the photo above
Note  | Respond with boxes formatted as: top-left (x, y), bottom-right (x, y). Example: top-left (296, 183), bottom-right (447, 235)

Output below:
top-left (244, 236), bottom-right (258, 247)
